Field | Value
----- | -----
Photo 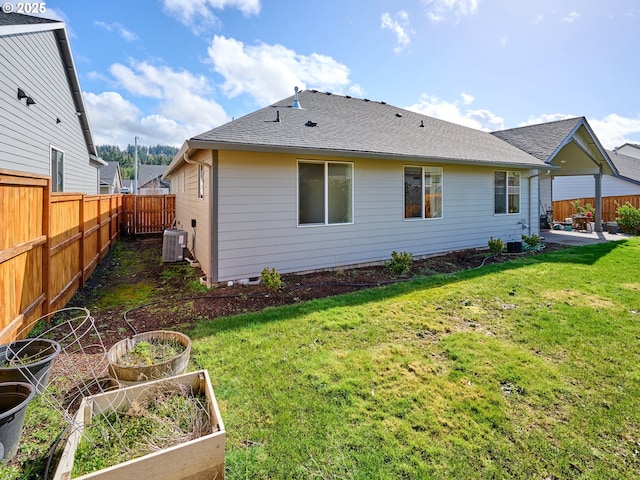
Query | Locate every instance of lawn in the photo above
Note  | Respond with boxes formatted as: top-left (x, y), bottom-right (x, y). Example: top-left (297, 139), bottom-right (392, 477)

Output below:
top-left (188, 238), bottom-right (640, 479)
top-left (2, 238), bottom-right (639, 479)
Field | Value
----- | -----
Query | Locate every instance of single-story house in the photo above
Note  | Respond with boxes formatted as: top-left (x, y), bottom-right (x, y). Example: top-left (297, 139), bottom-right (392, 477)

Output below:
top-left (492, 117), bottom-right (617, 229)
top-left (137, 165), bottom-right (170, 195)
top-left (552, 146), bottom-right (640, 200)
top-left (100, 162), bottom-right (124, 194)
top-left (165, 89), bottom-right (576, 286)
top-left (0, 11), bottom-right (105, 193)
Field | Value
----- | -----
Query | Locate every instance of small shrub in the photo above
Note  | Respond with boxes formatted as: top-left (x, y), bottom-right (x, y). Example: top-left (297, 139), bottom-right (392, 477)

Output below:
top-left (261, 267), bottom-right (282, 290)
top-left (488, 237), bottom-right (504, 254)
top-left (388, 251), bottom-right (413, 274)
top-left (616, 202), bottom-right (640, 234)
top-left (521, 233), bottom-right (541, 249)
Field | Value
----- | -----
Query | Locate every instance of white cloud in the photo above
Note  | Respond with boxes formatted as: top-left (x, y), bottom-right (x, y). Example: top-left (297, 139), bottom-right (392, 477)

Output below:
top-left (460, 92), bottom-right (474, 105)
top-left (405, 93), bottom-right (505, 131)
top-left (588, 114), bottom-right (640, 149)
top-left (84, 91), bottom-right (209, 148)
top-left (163, 0), bottom-right (260, 33)
top-left (500, 35), bottom-right (508, 47)
top-left (518, 113), bottom-right (577, 126)
top-left (562, 11), bottom-right (580, 23)
top-left (422, 0), bottom-right (479, 22)
top-left (94, 21), bottom-right (138, 41)
top-left (84, 61), bottom-right (230, 148)
top-left (110, 61), bottom-right (228, 127)
top-left (381, 11), bottom-right (412, 54)
top-left (519, 113), bottom-right (640, 150)
top-left (207, 35), bottom-right (355, 106)
top-left (533, 14), bottom-right (544, 25)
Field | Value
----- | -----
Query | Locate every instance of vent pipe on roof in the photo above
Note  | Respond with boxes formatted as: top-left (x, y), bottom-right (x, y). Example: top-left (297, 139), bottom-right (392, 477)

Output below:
top-left (291, 86), bottom-right (302, 109)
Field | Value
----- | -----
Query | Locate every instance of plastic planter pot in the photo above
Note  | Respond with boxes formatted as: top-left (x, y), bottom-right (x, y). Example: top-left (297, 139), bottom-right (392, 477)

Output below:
top-left (53, 370), bottom-right (225, 480)
top-left (0, 339), bottom-right (61, 394)
top-left (506, 241), bottom-right (523, 253)
top-left (0, 382), bottom-right (36, 461)
top-left (107, 330), bottom-right (191, 386)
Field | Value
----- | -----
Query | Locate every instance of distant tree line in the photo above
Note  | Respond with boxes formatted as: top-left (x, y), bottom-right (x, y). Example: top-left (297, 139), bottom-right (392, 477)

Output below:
top-left (97, 145), bottom-right (179, 179)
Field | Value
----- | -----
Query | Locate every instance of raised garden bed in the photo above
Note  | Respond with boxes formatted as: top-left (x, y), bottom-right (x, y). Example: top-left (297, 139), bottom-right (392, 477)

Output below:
top-left (53, 369), bottom-right (225, 480)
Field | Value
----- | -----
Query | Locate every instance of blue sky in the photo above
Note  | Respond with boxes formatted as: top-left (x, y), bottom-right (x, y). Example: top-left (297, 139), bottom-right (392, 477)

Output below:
top-left (32, 0), bottom-right (640, 149)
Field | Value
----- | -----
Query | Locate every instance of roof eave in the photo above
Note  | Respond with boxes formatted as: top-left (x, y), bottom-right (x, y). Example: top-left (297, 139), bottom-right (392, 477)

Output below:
top-left (181, 139), bottom-right (553, 170)
top-left (52, 27), bottom-right (97, 159)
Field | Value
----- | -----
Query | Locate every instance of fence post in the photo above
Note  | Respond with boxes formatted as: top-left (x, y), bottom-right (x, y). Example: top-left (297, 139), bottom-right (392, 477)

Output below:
top-left (43, 179), bottom-right (51, 316)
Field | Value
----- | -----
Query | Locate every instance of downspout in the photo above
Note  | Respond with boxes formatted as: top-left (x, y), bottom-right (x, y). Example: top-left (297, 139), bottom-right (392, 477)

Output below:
top-left (527, 171), bottom-right (540, 236)
top-left (527, 169), bottom-right (552, 236)
top-left (183, 151), bottom-right (215, 288)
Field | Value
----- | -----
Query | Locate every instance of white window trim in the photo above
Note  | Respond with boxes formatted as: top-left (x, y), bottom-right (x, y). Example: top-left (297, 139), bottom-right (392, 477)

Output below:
top-left (494, 170), bottom-right (521, 215)
top-left (297, 159), bottom-right (354, 227)
top-left (50, 145), bottom-right (64, 192)
top-left (403, 165), bottom-right (444, 221)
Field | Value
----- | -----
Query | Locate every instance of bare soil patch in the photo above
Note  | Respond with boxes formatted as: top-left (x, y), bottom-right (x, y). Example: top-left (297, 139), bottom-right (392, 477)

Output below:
top-left (68, 235), bottom-right (567, 348)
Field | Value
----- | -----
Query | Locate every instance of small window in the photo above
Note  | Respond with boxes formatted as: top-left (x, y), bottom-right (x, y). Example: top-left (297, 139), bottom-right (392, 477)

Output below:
top-left (51, 147), bottom-right (64, 192)
top-left (298, 160), bottom-right (353, 225)
top-left (494, 171), bottom-right (520, 214)
top-left (198, 165), bottom-right (204, 199)
top-left (404, 165), bottom-right (442, 219)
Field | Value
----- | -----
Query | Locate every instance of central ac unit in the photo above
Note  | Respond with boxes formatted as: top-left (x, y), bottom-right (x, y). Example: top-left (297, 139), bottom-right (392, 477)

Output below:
top-left (162, 229), bottom-right (186, 262)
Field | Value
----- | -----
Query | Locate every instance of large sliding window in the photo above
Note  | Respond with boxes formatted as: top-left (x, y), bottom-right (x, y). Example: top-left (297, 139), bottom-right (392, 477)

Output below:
top-left (298, 160), bottom-right (353, 225)
top-left (51, 147), bottom-right (64, 192)
top-left (494, 171), bottom-right (520, 214)
top-left (404, 166), bottom-right (443, 219)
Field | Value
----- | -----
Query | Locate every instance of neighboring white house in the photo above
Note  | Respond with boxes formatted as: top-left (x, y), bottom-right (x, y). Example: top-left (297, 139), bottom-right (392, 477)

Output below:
top-left (165, 89), bottom-right (559, 286)
top-left (0, 11), bottom-right (105, 193)
top-left (552, 147), bottom-right (640, 200)
top-left (99, 162), bottom-right (124, 194)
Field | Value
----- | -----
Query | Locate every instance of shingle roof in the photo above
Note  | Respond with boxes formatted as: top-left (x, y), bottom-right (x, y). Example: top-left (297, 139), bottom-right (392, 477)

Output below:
top-left (0, 11), bottom-right (60, 26)
top-left (607, 150), bottom-right (640, 184)
top-left (100, 162), bottom-right (120, 183)
top-left (491, 117), bottom-right (583, 162)
top-left (189, 90), bottom-right (544, 168)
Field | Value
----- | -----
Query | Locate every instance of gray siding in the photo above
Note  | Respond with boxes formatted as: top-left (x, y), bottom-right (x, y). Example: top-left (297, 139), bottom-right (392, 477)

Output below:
top-left (214, 151), bottom-right (537, 282)
top-left (0, 30), bottom-right (98, 193)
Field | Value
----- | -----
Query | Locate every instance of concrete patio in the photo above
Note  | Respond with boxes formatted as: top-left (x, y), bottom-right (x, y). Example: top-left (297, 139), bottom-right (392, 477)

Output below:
top-left (541, 228), bottom-right (633, 246)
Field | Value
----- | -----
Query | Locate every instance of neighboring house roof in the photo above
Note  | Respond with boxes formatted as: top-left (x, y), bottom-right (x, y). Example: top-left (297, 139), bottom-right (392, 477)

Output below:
top-left (607, 149), bottom-right (640, 186)
top-left (100, 162), bottom-right (122, 190)
top-left (166, 89), bottom-right (546, 177)
top-left (100, 162), bottom-right (120, 182)
top-left (0, 11), bottom-right (103, 165)
top-left (492, 117), bottom-right (616, 176)
top-left (138, 165), bottom-right (170, 188)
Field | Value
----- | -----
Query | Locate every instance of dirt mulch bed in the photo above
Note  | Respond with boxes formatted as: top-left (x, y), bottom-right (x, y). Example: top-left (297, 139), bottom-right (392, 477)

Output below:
top-left (68, 235), bottom-right (569, 349)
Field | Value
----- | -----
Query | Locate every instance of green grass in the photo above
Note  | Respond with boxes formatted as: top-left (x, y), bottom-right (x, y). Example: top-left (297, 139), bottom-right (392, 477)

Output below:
top-left (3, 238), bottom-right (639, 479)
top-left (187, 238), bottom-right (640, 479)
